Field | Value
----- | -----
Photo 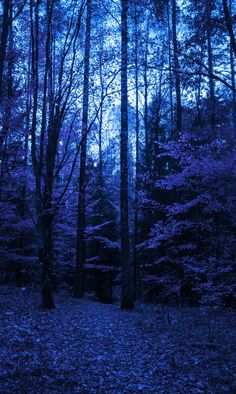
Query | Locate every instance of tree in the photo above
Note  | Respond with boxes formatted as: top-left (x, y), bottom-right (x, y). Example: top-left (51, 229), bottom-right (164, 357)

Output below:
top-left (120, 0), bottom-right (134, 309)
top-left (75, 0), bottom-right (92, 298)
top-left (0, 0), bottom-right (10, 100)
top-left (29, 0), bottom-right (84, 308)
top-left (171, 0), bottom-right (182, 134)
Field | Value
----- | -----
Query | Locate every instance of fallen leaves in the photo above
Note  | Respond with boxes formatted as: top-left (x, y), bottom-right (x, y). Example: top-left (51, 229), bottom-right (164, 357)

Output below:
top-left (0, 286), bottom-right (235, 393)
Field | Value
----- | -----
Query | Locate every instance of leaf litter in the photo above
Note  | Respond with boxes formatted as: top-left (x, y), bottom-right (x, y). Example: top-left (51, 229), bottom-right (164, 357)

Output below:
top-left (0, 286), bottom-right (235, 393)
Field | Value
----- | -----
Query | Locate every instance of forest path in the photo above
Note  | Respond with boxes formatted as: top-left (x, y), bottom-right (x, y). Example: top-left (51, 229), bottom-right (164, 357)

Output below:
top-left (0, 286), bottom-right (235, 393)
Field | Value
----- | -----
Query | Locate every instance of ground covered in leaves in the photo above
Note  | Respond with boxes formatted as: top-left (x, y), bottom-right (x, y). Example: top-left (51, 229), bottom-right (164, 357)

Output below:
top-left (0, 286), bottom-right (235, 393)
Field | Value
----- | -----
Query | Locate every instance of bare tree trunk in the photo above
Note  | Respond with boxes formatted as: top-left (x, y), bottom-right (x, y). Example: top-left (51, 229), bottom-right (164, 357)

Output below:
top-left (98, 41), bottom-right (104, 185)
top-left (144, 21), bottom-right (149, 168)
top-left (230, 42), bottom-right (236, 130)
top-left (75, 0), bottom-right (92, 298)
top-left (0, 0), bottom-right (10, 100)
top-left (120, 0), bottom-right (134, 310)
top-left (0, 0), bottom-right (13, 177)
top-left (222, 0), bottom-right (236, 58)
top-left (206, 2), bottom-right (216, 129)
top-left (229, 0), bottom-right (236, 129)
top-left (133, 2), bottom-right (140, 300)
top-left (40, 0), bottom-right (55, 309)
top-left (29, 0), bottom-right (83, 306)
top-left (30, 0), bottom-right (55, 308)
top-left (167, 1), bottom-right (173, 133)
top-left (171, 0), bottom-right (182, 135)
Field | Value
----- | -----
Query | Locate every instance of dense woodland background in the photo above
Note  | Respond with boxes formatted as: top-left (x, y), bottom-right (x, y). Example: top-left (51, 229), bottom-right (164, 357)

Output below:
top-left (0, 0), bottom-right (236, 310)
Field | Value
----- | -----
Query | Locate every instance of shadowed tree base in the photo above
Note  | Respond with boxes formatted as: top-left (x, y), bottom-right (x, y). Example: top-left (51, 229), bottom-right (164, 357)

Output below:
top-left (121, 298), bottom-right (134, 310)
top-left (74, 274), bottom-right (84, 298)
top-left (121, 304), bottom-right (134, 310)
top-left (42, 279), bottom-right (55, 309)
top-left (74, 289), bottom-right (84, 298)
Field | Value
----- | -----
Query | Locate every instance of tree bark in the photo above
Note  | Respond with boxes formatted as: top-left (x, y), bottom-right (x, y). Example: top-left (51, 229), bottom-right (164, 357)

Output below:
top-left (30, 0), bottom-right (55, 308)
top-left (206, 1), bottom-right (216, 129)
top-left (0, 0), bottom-right (13, 176)
top-left (167, 1), bottom-right (173, 132)
top-left (133, 2), bottom-right (140, 300)
top-left (171, 0), bottom-right (182, 135)
top-left (222, 0), bottom-right (236, 58)
top-left (229, 0), bottom-right (236, 129)
top-left (144, 20), bottom-right (149, 168)
top-left (0, 0), bottom-right (10, 100)
top-left (120, 0), bottom-right (134, 309)
top-left (41, 0), bottom-right (55, 309)
top-left (75, 0), bottom-right (92, 298)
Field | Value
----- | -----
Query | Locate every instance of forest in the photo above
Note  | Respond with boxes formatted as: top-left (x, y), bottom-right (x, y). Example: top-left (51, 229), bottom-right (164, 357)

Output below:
top-left (0, 0), bottom-right (236, 392)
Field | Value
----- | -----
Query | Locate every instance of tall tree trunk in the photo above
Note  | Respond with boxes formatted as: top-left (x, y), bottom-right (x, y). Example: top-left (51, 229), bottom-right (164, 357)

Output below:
top-left (167, 0), bottom-right (173, 133)
top-left (0, 0), bottom-right (10, 100)
top-left (30, 0), bottom-right (55, 308)
top-left (30, 0), bottom-right (40, 201)
top-left (230, 43), bottom-right (236, 131)
top-left (195, 44), bottom-right (204, 127)
top-left (120, 0), bottom-right (134, 309)
top-left (41, 0), bottom-right (55, 309)
top-left (222, 0), bottom-right (236, 58)
top-left (18, 71), bottom-right (31, 286)
top-left (133, 2), bottom-right (140, 300)
top-left (144, 21), bottom-right (149, 168)
top-left (171, 0), bottom-right (182, 135)
top-left (75, 0), bottom-right (92, 298)
top-left (229, 0), bottom-right (236, 129)
top-left (206, 2), bottom-right (216, 129)
top-left (0, 0), bottom-right (13, 177)
top-left (98, 41), bottom-right (104, 185)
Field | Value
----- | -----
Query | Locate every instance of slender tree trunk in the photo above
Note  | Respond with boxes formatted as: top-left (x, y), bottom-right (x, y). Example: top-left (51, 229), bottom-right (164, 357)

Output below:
top-left (0, 0), bottom-right (13, 176)
top-left (30, 0), bottom-right (55, 308)
top-left (98, 42), bottom-right (104, 185)
top-left (75, 0), bottom-right (92, 298)
top-left (230, 44), bottom-right (236, 131)
top-left (18, 73), bottom-right (31, 286)
top-left (171, 0), bottom-right (182, 135)
top-left (144, 21), bottom-right (149, 168)
top-left (229, 0), bottom-right (236, 129)
top-left (196, 68), bottom-right (203, 126)
top-left (206, 2), bottom-right (216, 129)
top-left (0, 0), bottom-right (10, 100)
top-left (133, 2), bottom-right (140, 300)
top-left (30, 0), bottom-right (40, 200)
top-left (40, 0), bottom-right (55, 309)
top-left (167, 1), bottom-right (173, 133)
top-left (120, 0), bottom-right (134, 309)
top-left (195, 45), bottom-right (204, 126)
top-left (222, 0), bottom-right (236, 58)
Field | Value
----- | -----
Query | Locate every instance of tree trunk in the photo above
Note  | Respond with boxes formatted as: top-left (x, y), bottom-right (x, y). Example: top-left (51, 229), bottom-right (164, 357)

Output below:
top-left (0, 0), bottom-right (10, 100)
top-left (0, 1), bottom-right (13, 176)
top-left (98, 40), bottom-right (104, 185)
top-left (206, 2), bottom-right (216, 129)
top-left (30, 0), bottom-right (55, 308)
top-left (171, 0), bottom-right (182, 135)
top-left (120, 0), bottom-right (134, 309)
top-left (41, 0), bottom-right (57, 308)
top-left (40, 207), bottom-right (55, 309)
top-left (144, 21), bottom-right (149, 168)
top-left (133, 2), bottom-right (140, 300)
top-left (75, 0), bottom-right (92, 298)
top-left (222, 0), bottom-right (236, 58)
top-left (230, 41), bottom-right (236, 130)
top-left (167, 1), bottom-right (173, 133)
top-left (229, 0), bottom-right (236, 130)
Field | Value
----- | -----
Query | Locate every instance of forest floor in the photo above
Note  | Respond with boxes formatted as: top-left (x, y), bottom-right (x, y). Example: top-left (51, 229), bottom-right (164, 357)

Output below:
top-left (0, 286), bottom-right (235, 394)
